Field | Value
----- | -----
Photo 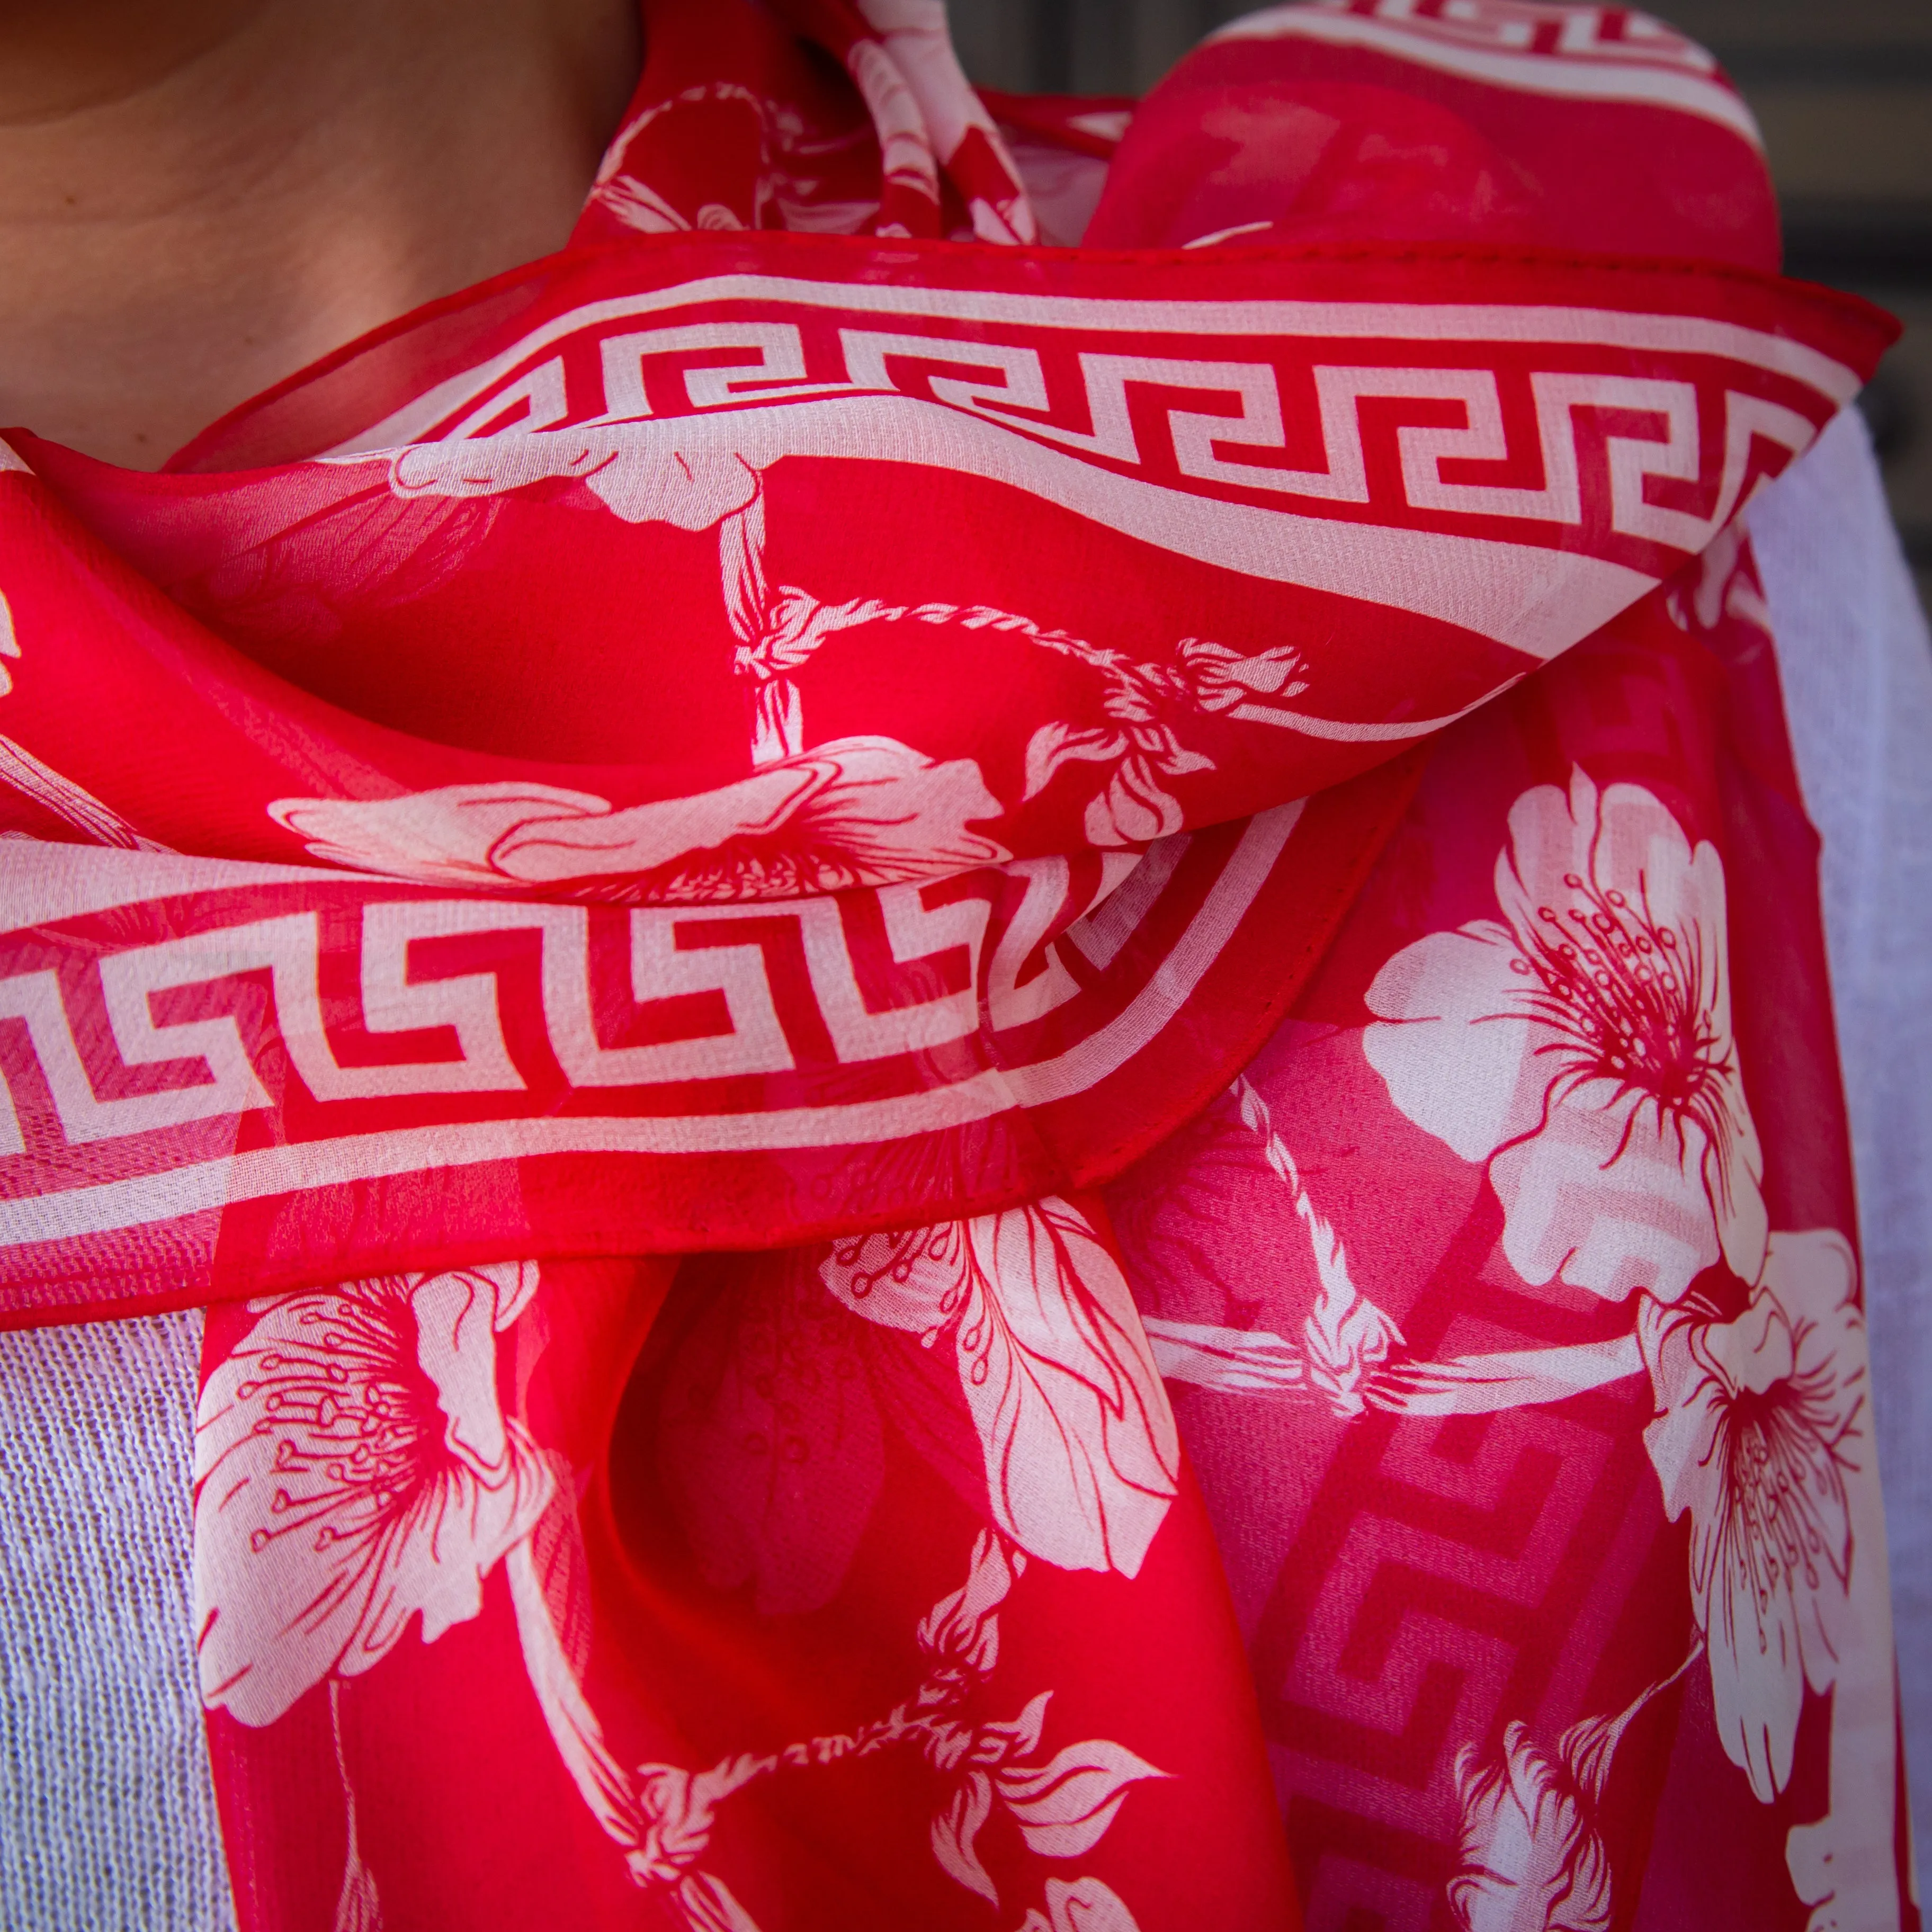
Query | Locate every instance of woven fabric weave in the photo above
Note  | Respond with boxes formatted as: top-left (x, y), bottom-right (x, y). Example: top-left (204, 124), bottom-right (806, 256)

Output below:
top-left (0, 1309), bottom-right (235, 1931)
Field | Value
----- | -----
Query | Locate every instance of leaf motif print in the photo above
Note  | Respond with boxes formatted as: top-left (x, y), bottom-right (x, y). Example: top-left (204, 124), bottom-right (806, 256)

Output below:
top-left (932, 1771), bottom-right (999, 1903)
top-left (994, 1736), bottom-right (1170, 1860)
top-left (1002, 616), bottom-right (1305, 848)
top-left (928, 1675), bottom-right (1165, 1909)
top-left (918, 1527), bottom-right (1022, 1679)
top-left (1022, 721), bottom-right (1124, 801)
top-left (1083, 750), bottom-right (1189, 847)
top-left (822, 1199), bottom-right (1181, 1576)
top-left (194, 1262), bottom-right (551, 1727)
top-left (965, 1203), bottom-right (1182, 1576)
top-left (504, 1499), bottom-right (1160, 1928)
top-left (1021, 719), bottom-right (1189, 846)
top-left (1365, 768), bottom-right (1766, 1303)
top-left (266, 777), bottom-right (620, 886)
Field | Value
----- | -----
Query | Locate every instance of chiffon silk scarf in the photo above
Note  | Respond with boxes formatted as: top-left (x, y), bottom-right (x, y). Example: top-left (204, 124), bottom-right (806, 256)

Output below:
top-left (0, 2), bottom-right (1912, 1927)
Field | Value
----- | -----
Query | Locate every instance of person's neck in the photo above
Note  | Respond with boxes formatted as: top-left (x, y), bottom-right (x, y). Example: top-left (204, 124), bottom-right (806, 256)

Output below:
top-left (0, 0), bottom-right (641, 468)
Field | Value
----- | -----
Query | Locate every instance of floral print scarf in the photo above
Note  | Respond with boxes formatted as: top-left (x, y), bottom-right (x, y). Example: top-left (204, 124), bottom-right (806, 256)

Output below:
top-left (0, 1), bottom-right (1912, 1927)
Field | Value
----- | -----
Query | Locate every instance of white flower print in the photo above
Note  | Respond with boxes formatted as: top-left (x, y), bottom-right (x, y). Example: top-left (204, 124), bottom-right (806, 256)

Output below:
top-left (916, 1535), bottom-right (1166, 1909)
top-left (1449, 1721), bottom-right (1613, 1932)
top-left (508, 1522), bottom-right (1160, 1930)
top-left (931, 1686), bottom-right (1168, 1904)
top-left (919, 1526), bottom-right (1023, 1682)
top-left (1019, 636), bottom-right (1305, 848)
top-left (982, 1733), bottom-right (1167, 1862)
top-left (1365, 768), bottom-right (1766, 1303)
top-left (587, 80), bottom-right (882, 238)
top-left (269, 734), bottom-right (1008, 899)
top-left (1446, 1654), bottom-right (1695, 1932)
top-left (1664, 518), bottom-right (1773, 640)
top-left (1022, 715), bottom-right (1212, 847)
top-left (821, 1200), bottom-right (1181, 1576)
top-left (1639, 1227), bottom-right (1864, 1802)
top-left (854, 0), bottom-right (1038, 244)
top-left (194, 1261), bottom-right (551, 1728)
top-left (390, 436), bottom-right (764, 533)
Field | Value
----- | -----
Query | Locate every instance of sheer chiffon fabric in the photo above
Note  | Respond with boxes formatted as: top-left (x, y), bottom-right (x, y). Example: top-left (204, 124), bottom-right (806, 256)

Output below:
top-left (0, 3), bottom-right (1916, 1928)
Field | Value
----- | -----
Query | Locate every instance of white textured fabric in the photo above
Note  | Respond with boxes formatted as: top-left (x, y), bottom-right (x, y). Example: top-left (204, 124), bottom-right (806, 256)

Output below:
top-left (1750, 405), bottom-right (1932, 1874)
top-left (0, 1309), bottom-right (236, 1931)
top-left (0, 416), bottom-right (1922, 1922)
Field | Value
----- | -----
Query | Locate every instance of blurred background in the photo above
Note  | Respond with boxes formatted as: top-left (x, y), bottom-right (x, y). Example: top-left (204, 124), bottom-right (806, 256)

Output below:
top-left (954, 0), bottom-right (1932, 607)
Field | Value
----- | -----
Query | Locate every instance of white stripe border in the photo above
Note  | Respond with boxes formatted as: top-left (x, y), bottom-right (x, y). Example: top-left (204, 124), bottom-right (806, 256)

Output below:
top-left (0, 807), bottom-right (1302, 1253)
top-left (1206, 6), bottom-right (1761, 146)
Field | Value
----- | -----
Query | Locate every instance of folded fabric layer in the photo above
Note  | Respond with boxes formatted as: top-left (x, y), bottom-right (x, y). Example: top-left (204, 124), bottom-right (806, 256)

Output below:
top-left (0, 221), bottom-right (1886, 1314)
top-left (0, 2), bottom-right (1913, 1929)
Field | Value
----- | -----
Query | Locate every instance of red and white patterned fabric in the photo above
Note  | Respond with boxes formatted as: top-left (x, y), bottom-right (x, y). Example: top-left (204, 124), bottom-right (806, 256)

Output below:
top-left (0, 2), bottom-right (1913, 1927)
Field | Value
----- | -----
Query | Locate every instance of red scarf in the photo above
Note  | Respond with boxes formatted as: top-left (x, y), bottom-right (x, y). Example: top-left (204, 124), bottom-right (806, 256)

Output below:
top-left (0, 3), bottom-right (1911, 1928)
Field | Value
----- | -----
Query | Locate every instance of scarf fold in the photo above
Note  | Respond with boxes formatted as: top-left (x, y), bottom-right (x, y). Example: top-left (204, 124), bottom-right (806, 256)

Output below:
top-left (0, 3), bottom-right (1913, 1929)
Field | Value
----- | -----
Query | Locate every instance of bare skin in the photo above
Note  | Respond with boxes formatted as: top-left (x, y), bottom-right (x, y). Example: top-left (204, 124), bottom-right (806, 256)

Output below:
top-left (0, 0), bottom-right (641, 466)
